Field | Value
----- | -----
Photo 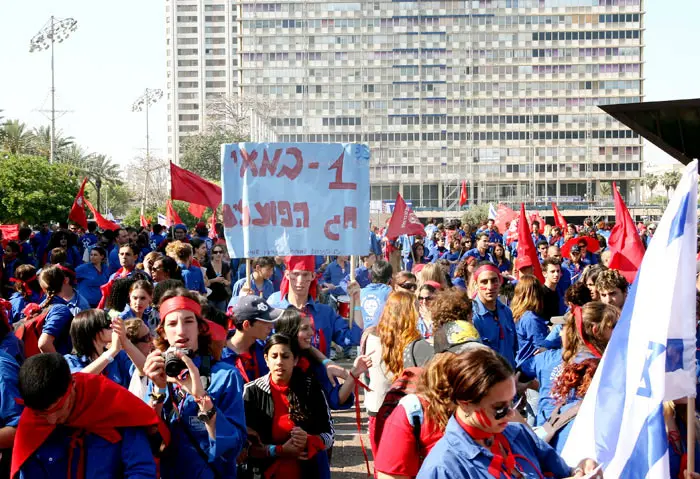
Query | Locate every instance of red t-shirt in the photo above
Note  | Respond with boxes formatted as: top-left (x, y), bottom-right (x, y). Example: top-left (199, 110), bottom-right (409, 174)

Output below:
top-left (374, 399), bottom-right (445, 478)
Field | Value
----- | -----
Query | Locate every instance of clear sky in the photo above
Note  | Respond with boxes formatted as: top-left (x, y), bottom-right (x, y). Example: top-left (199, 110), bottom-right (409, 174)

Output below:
top-left (0, 0), bottom-right (698, 168)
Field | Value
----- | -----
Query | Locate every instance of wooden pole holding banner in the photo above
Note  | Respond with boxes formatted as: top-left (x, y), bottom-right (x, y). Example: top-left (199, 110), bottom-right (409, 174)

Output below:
top-left (688, 396), bottom-right (696, 472)
top-left (349, 256), bottom-right (357, 327)
top-left (245, 258), bottom-right (251, 290)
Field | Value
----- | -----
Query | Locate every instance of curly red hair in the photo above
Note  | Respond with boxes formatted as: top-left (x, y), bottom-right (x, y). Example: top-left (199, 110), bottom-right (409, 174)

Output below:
top-left (551, 358), bottom-right (599, 404)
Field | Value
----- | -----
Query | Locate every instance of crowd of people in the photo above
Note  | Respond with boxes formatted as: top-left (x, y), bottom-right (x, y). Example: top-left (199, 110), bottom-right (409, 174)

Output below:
top-left (0, 214), bottom-right (695, 479)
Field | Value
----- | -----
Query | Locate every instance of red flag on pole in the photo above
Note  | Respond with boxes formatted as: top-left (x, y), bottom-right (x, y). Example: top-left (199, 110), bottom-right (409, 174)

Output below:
top-left (166, 199), bottom-right (183, 226)
top-left (494, 204), bottom-right (518, 237)
top-left (516, 203), bottom-right (545, 283)
top-left (84, 199), bottom-right (120, 231)
top-left (459, 180), bottom-right (467, 206)
top-left (170, 162), bottom-right (222, 210)
top-left (529, 211), bottom-right (545, 231)
top-left (208, 208), bottom-right (218, 240)
top-left (187, 203), bottom-right (207, 218)
top-left (385, 193), bottom-right (426, 240)
top-left (68, 177), bottom-right (89, 230)
top-left (140, 215), bottom-right (150, 228)
top-left (0, 225), bottom-right (19, 241)
top-left (608, 182), bottom-right (645, 283)
top-left (551, 202), bottom-right (568, 230)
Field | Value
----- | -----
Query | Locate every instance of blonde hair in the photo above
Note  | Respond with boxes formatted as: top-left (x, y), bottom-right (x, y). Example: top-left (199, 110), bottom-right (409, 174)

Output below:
top-left (511, 275), bottom-right (544, 321)
top-left (418, 352), bottom-right (457, 430)
top-left (166, 241), bottom-right (192, 263)
top-left (377, 291), bottom-right (422, 380)
top-left (418, 263), bottom-right (447, 290)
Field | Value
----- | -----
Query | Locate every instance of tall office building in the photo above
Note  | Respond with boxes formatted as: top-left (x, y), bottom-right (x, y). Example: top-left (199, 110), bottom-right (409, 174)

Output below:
top-left (166, 0), bottom-right (644, 210)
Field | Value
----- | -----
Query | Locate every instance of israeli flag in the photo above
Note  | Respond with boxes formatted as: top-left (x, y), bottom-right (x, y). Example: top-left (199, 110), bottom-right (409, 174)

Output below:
top-left (488, 203), bottom-right (498, 220)
top-left (561, 160), bottom-right (698, 478)
top-left (157, 214), bottom-right (168, 227)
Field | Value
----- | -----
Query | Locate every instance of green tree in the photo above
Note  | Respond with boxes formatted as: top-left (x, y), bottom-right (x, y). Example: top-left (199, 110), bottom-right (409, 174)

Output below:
top-left (86, 182), bottom-right (132, 218)
top-left (0, 155), bottom-right (80, 224)
top-left (31, 125), bottom-right (74, 161)
top-left (661, 170), bottom-right (682, 200)
top-left (461, 204), bottom-right (489, 227)
top-left (643, 173), bottom-right (659, 197)
top-left (598, 182), bottom-right (612, 198)
top-left (122, 201), bottom-right (213, 229)
top-left (81, 154), bottom-right (122, 213)
top-left (1, 120), bottom-right (34, 155)
top-left (180, 128), bottom-right (247, 181)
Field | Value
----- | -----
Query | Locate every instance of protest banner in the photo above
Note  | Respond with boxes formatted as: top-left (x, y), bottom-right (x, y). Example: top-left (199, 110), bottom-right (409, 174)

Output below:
top-left (221, 142), bottom-right (370, 257)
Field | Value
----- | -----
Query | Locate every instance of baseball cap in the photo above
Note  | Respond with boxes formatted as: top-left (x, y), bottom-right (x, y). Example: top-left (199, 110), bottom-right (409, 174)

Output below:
top-left (570, 245), bottom-right (581, 254)
top-left (516, 255), bottom-right (534, 270)
top-left (433, 320), bottom-right (483, 354)
top-left (232, 296), bottom-right (282, 325)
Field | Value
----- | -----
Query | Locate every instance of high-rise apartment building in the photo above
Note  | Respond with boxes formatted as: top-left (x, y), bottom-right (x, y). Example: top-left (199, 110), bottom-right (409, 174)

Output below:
top-left (166, 0), bottom-right (644, 210)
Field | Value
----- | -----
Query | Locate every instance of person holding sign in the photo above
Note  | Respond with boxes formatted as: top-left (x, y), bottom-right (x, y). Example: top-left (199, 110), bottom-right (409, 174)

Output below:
top-left (267, 256), bottom-right (363, 359)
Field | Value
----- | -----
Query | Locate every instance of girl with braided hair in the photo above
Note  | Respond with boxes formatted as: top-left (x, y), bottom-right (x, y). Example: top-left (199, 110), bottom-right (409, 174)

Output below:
top-left (33, 266), bottom-right (74, 354)
top-left (243, 333), bottom-right (335, 479)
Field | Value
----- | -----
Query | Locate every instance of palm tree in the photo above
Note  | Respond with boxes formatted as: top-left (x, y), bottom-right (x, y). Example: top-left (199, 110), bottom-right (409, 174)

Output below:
top-left (31, 125), bottom-right (74, 160)
top-left (83, 154), bottom-right (122, 213)
top-left (598, 181), bottom-right (612, 199)
top-left (1, 120), bottom-right (34, 155)
top-left (643, 173), bottom-right (659, 199)
top-left (661, 170), bottom-right (682, 200)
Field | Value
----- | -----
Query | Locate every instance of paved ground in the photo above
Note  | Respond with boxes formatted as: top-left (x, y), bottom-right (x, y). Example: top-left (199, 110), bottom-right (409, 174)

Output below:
top-left (330, 360), bottom-right (375, 478)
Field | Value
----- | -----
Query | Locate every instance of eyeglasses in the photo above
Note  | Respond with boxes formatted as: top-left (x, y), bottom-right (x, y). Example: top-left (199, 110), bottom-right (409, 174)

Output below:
top-left (212, 250), bottom-right (223, 255)
top-left (398, 282), bottom-right (417, 291)
top-left (418, 295), bottom-right (434, 303)
top-left (151, 266), bottom-right (163, 272)
top-left (492, 397), bottom-right (523, 420)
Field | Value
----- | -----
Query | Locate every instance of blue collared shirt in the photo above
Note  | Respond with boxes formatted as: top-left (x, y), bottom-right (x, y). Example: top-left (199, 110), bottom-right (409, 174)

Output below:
top-left (0, 350), bottom-right (23, 429)
top-left (267, 292), bottom-right (363, 357)
top-left (461, 248), bottom-right (495, 264)
top-left (340, 265), bottom-right (371, 291)
top-left (417, 418), bottom-right (572, 479)
top-left (119, 305), bottom-right (160, 331)
top-left (271, 263), bottom-right (285, 292)
top-left (19, 426), bottom-right (156, 479)
top-left (66, 291), bottom-right (91, 317)
top-left (75, 263), bottom-right (110, 308)
top-left (515, 311), bottom-right (550, 353)
top-left (472, 296), bottom-right (517, 367)
top-left (42, 297), bottom-right (74, 355)
top-left (520, 349), bottom-right (564, 427)
top-left (159, 358), bottom-right (247, 479)
top-left (65, 351), bottom-right (135, 389)
top-left (231, 276), bottom-right (274, 300)
top-left (322, 260), bottom-right (350, 287)
top-left (220, 340), bottom-right (269, 382)
top-left (179, 263), bottom-right (207, 294)
top-left (9, 291), bottom-right (40, 324)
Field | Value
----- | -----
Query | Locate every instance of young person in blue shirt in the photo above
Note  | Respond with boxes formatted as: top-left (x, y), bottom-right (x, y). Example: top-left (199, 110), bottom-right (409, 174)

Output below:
top-left (107, 228), bottom-right (130, 275)
top-left (55, 264), bottom-right (91, 317)
top-left (470, 262), bottom-right (517, 368)
top-left (0, 348), bottom-right (22, 474)
top-left (35, 266), bottom-right (74, 355)
top-left (75, 246), bottom-right (110, 308)
top-left (406, 242), bottom-right (429, 273)
top-left (271, 256), bottom-right (286, 292)
top-left (149, 224), bottom-right (167, 251)
top-left (194, 222), bottom-right (213, 253)
top-left (231, 256), bottom-right (275, 300)
top-left (340, 253), bottom-right (376, 290)
top-left (169, 241), bottom-right (207, 295)
top-left (530, 220), bottom-right (547, 246)
top-left (321, 255), bottom-right (351, 297)
top-left (221, 295), bottom-right (278, 382)
top-left (16, 227), bottom-right (36, 267)
top-left (46, 231), bottom-right (81, 268)
top-left (417, 346), bottom-right (596, 479)
top-left (79, 221), bottom-right (99, 260)
top-left (12, 353), bottom-right (164, 479)
top-left (64, 309), bottom-right (145, 389)
top-left (461, 234), bottom-right (495, 264)
top-left (359, 260), bottom-right (393, 330)
top-left (119, 280), bottom-right (159, 331)
top-left (31, 223), bottom-right (53, 266)
top-left (143, 288), bottom-right (247, 479)
top-left (267, 256), bottom-right (364, 359)
top-left (8, 265), bottom-right (41, 324)
top-left (2, 242), bottom-right (23, 298)
top-left (512, 275), bottom-right (550, 355)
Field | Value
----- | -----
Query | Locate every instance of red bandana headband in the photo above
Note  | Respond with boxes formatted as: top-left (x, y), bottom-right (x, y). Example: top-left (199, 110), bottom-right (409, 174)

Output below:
top-left (159, 296), bottom-right (202, 322)
top-left (473, 264), bottom-right (503, 284)
top-left (573, 305), bottom-right (602, 359)
top-left (9, 276), bottom-right (36, 296)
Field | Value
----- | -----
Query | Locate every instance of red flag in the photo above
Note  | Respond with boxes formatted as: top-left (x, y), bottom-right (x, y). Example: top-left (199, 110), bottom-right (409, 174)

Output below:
top-left (84, 199), bottom-right (120, 231)
top-left (68, 177), bottom-right (89, 230)
top-left (0, 225), bottom-right (19, 241)
top-left (140, 215), bottom-right (150, 228)
top-left (208, 208), bottom-right (218, 239)
top-left (187, 203), bottom-right (207, 218)
top-left (494, 204), bottom-right (518, 236)
top-left (166, 199), bottom-right (183, 226)
top-left (551, 202), bottom-right (568, 230)
top-left (608, 182), bottom-right (645, 283)
top-left (516, 203), bottom-right (545, 283)
top-left (385, 193), bottom-right (426, 240)
top-left (170, 162), bottom-right (222, 210)
top-left (459, 180), bottom-right (467, 206)
top-left (529, 211), bottom-right (545, 231)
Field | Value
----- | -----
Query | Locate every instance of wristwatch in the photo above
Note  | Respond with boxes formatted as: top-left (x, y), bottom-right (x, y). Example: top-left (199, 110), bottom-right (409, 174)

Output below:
top-left (197, 407), bottom-right (216, 423)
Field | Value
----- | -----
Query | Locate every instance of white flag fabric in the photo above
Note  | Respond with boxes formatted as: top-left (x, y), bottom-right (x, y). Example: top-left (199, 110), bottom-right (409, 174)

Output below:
top-left (488, 203), bottom-right (498, 220)
top-left (561, 160), bottom-right (698, 478)
top-left (157, 214), bottom-right (168, 227)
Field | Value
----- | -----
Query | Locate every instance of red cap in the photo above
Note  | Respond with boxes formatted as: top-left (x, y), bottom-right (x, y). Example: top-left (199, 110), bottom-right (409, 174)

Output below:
top-left (517, 255), bottom-right (534, 270)
top-left (195, 222), bottom-right (207, 229)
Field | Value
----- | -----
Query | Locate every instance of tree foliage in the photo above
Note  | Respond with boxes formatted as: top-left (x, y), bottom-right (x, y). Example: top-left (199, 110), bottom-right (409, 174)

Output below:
top-left (660, 170), bottom-right (682, 199)
top-left (643, 173), bottom-right (659, 196)
top-left (180, 128), bottom-right (247, 181)
top-left (461, 204), bottom-right (489, 227)
top-left (0, 155), bottom-right (80, 224)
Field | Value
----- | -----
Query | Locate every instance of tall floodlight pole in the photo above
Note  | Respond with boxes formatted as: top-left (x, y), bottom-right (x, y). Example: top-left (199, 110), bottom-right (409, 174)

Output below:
top-left (132, 88), bottom-right (163, 215)
top-left (29, 16), bottom-right (78, 163)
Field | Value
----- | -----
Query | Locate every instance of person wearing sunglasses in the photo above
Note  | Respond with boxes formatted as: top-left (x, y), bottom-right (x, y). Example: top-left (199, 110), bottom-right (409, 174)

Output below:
top-left (64, 309), bottom-right (146, 389)
top-left (393, 271), bottom-right (418, 294)
top-left (417, 282), bottom-right (440, 340)
top-left (204, 246), bottom-right (232, 311)
top-left (417, 347), bottom-right (598, 479)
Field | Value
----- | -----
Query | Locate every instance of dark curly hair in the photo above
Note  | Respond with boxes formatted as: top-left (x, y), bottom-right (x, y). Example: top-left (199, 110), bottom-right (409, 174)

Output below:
top-left (564, 281), bottom-right (592, 308)
top-left (429, 288), bottom-right (473, 330)
top-left (551, 358), bottom-right (599, 404)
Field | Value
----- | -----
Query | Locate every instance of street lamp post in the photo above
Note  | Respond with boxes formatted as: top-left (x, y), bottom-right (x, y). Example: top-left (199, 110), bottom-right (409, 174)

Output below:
top-left (29, 16), bottom-right (78, 164)
top-left (132, 88), bottom-right (163, 215)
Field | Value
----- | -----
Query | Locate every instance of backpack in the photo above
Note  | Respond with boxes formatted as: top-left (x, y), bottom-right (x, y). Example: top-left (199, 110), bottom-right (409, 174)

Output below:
top-left (374, 367), bottom-right (424, 445)
top-left (540, 401), bottom-right (582, 443)
top-left (14, 305), bottom-right (55, 358)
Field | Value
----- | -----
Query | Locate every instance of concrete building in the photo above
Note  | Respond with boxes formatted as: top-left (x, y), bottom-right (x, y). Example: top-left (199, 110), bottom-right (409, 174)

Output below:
top-left (166, 0), bottom-right (644, 211)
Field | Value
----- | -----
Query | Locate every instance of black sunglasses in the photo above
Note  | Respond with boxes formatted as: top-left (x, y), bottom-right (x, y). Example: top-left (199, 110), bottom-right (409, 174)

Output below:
top-left (399, 282), bottom-right (417, 291)
top-left (493, 397), bottom-right (523, 420)
top-left (212, 250), bottom-right (224, 255)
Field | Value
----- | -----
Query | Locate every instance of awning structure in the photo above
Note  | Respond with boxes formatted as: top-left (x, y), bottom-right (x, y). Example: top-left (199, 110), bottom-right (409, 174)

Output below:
top-left (600, 98), bottom-right (700, 167)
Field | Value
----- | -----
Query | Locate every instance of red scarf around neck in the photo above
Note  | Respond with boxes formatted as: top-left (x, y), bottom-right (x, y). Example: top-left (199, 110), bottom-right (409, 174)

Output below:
top-left (11, 373), bottom-right (170, 479)
top-left (455, 412), bottom-right (517, 479)
top-left (97, 267), bottom-right (133, 309)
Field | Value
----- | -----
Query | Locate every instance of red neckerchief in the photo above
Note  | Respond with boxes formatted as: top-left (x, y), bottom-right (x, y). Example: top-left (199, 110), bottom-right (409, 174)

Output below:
top-left (97, 267), bottom-right (133, 309)
top-left (11, 373), bottom-right (170, 479)
top-left (238, 350), bottom-right (260, 383)
top-left (455, 413), bottom-right (517, 479)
